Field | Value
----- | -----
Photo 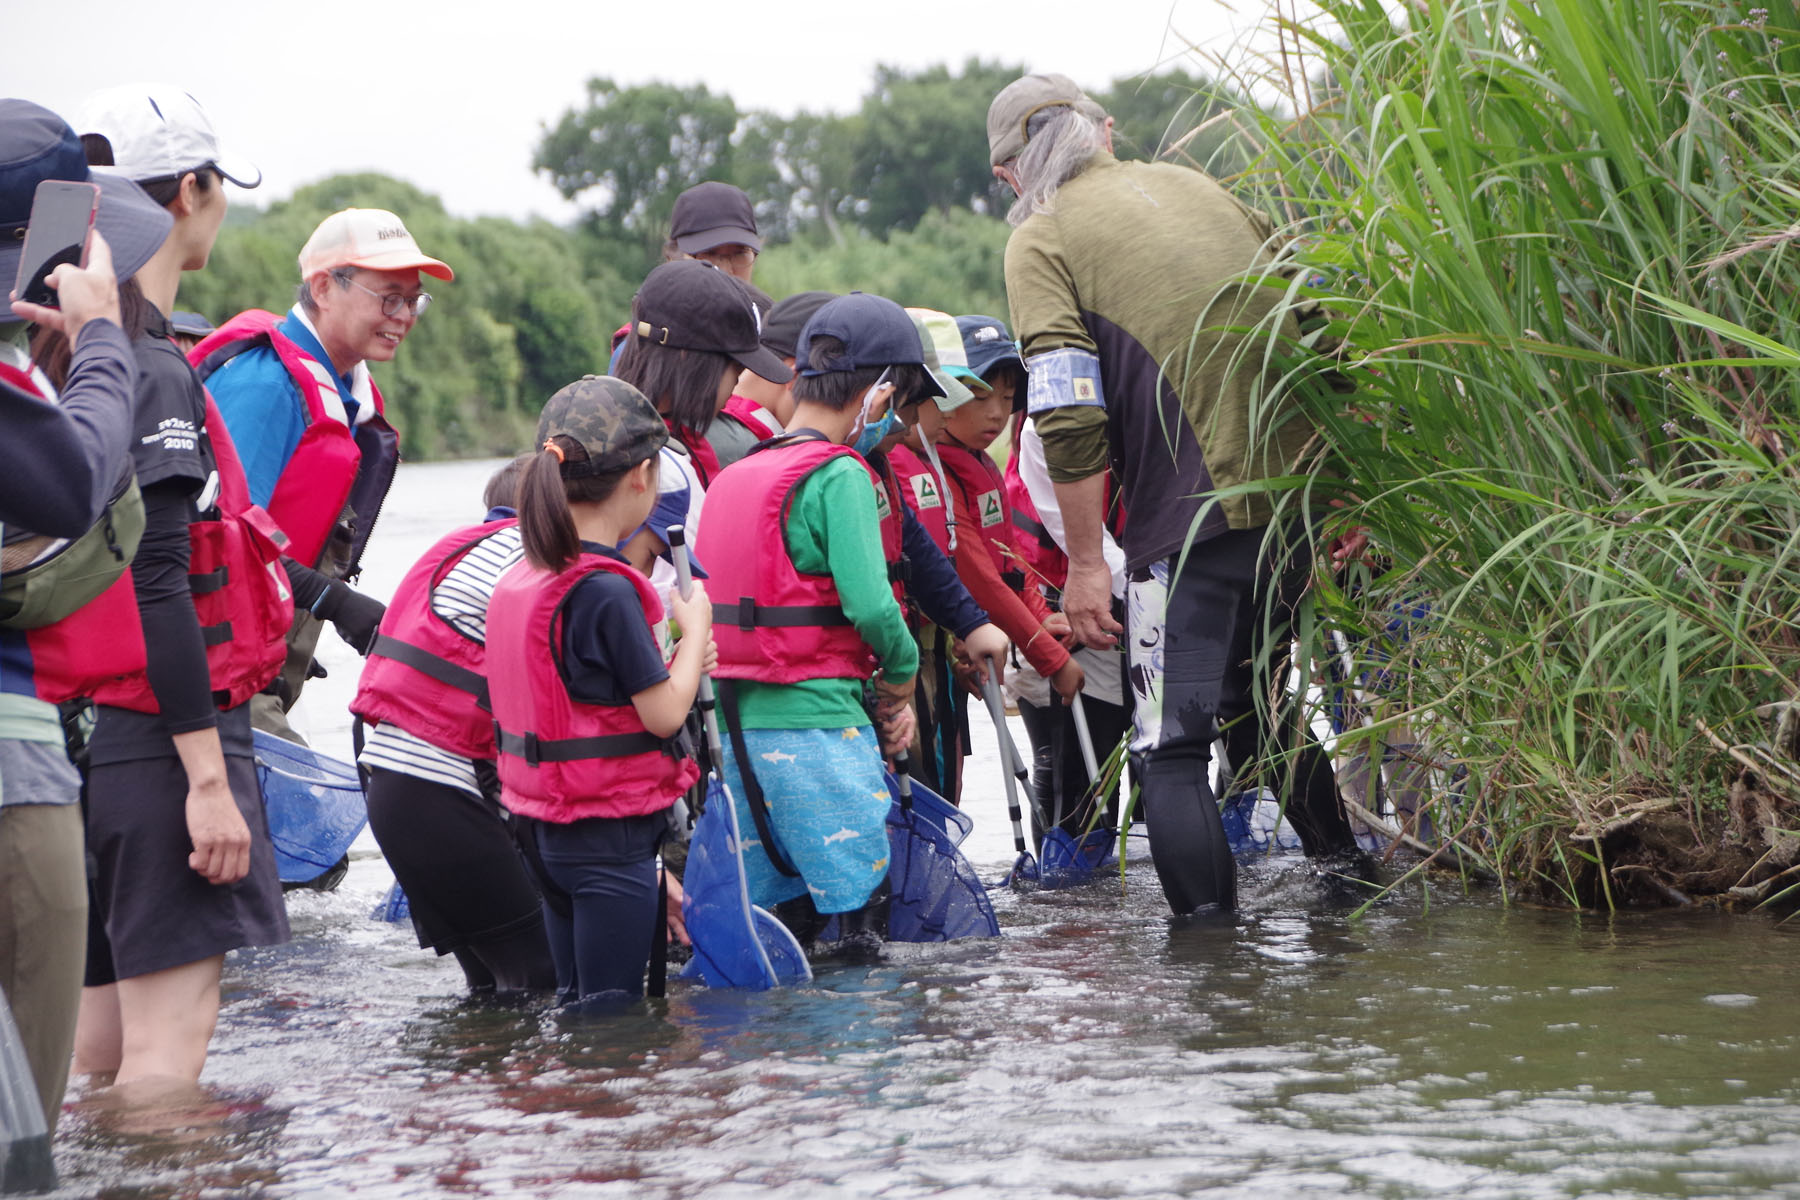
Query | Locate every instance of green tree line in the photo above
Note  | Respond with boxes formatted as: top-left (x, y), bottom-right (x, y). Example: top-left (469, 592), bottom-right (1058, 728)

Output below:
top-left (176, 62), bottom-right (1261, 460)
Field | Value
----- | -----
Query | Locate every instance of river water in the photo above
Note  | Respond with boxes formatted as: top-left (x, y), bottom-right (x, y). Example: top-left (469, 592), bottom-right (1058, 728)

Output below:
top-left (47, 460), bottom-right (1800, 1199)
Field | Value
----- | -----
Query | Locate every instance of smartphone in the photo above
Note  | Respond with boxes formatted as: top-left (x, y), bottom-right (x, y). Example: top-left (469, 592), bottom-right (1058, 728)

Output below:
top-left (13, 180), bottom-right (100, 309)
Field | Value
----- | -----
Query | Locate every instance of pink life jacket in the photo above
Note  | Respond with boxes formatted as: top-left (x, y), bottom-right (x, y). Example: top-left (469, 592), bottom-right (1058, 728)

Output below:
top-left (719, 394), bottom-right (781, 441)
top-left (888, 445), bottom-right (952, 557)
top-left (696, 436), bottom-right (903, 685)
top-left (3, 364), bottom-right (146, 703)
top-left (189, 310), bottom-right (399, 572)
top-left (486, 552), bottom-right (697, 823)
top-left (1001, 417), bottom-right (1069, 592)
top-left (86, 390), bottom-right (293, 713)
top-left (350, 520), bottom-right (519, 759)
top-left (934, 438), bottom-right (1030, 593)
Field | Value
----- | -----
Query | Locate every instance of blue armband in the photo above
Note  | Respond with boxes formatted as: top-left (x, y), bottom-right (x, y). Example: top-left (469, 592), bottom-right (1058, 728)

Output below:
top-left (1024, 347), bottom-right (1106, 415)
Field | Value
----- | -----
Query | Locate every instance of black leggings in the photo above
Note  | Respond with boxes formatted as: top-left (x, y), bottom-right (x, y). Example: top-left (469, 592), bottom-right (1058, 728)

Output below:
top-left (1128, 526), bottom-right (1357, 914)
top-left (364, 767), bottom-right (555, 993)
top-left (1015, 690), bottom-right (1132, 844)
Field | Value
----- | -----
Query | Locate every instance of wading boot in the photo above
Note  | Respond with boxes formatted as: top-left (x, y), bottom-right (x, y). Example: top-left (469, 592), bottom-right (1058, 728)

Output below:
top-left (1133, 749), bottom-right (1238, 915)
top-left (827, 879), bottom-right (891, 965)
top-left (771, 894), bottom-right (830, 955)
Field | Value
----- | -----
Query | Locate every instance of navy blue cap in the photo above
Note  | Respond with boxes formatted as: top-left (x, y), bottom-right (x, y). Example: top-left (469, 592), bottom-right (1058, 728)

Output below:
top-left (955, 313), bottom-right (1023, 382)
top-left (794, 292), bottom-right (944, 398)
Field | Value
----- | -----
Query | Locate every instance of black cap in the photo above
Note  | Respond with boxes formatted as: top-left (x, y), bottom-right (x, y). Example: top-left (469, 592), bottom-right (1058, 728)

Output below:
top-left (169, 310), bottom-right (215, 338)
top-left (762, 290), bottom-right (837, 361)
top-left (632, 259), bottom-right (792, 384)
top-left (669, 181), bottom-right (760, 256)
top-left (794, 291), bottom-right (944, 399)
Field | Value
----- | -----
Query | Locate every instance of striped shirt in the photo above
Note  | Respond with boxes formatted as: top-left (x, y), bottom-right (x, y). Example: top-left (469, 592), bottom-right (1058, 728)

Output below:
top-left (358, 524), bottom-right (524, 796)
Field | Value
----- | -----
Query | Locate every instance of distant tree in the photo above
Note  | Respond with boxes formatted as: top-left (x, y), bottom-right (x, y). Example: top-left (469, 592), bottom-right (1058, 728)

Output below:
top-left (534, 79), bottom-right (740, 259)
top-left (849, 59), bottom-right (1026, 233)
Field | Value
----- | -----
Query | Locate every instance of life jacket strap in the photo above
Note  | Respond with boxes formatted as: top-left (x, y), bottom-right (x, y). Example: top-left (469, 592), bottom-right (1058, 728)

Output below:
top-left (370, 633), bottom-right (491, 707)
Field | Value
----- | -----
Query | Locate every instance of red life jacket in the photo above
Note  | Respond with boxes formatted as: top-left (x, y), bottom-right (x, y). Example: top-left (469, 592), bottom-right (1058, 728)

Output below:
top-left (719, 395), bottom-right (780, 441)
top-left (189, 310), bottom-right (399, 573)
top-left (32, 380), bottom-right (291, 709)
top-left (1002, 417), bottom-right (1068, 592)
top-left (88, 391), bottom-right (293, 713)
top-left (696, 436), bottom-right (903, 684)
top-left (3, 365), bottom-right (146, 704)
top-left (668, 421), bottom-right (722, 489)
top-left (350, 520), bottom-right (520, 760)
top-left (888, 444), bottom-right (952, 557)
top-left (934, 438), bottom-right (1031, 593)
top-left (486, 552), bottom-right (697, 823)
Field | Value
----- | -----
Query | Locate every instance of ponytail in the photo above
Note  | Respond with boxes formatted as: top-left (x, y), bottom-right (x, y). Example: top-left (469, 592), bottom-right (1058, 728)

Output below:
top-left (517, 434), bottom-right (643, 573)
top-left (518, 441), bottom-right (580, 572)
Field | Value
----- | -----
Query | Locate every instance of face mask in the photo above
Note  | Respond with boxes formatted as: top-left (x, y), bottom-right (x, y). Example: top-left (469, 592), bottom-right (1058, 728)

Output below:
top-left (849, 367), bottom-right (896, 455)
top-left (854, 408), bottom-right (904, 456)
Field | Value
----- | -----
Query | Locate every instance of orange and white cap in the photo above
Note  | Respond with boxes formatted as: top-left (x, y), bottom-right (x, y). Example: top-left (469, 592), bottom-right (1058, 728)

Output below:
top-left (297, 208), bottom-right (454, 281)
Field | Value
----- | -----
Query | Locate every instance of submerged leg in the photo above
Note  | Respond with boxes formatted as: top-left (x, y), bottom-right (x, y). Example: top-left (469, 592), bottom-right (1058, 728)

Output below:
top-left (1133, 744), bottom-right (1237, 913)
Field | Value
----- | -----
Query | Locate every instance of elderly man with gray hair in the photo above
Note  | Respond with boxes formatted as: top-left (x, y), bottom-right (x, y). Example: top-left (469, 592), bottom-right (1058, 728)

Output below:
top-left (987, 72), bottom-right (1370, 915)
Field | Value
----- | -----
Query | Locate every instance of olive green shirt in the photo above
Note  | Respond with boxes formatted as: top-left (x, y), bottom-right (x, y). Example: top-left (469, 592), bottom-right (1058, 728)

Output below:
top-left (1004, 152), bottom-right (1312, 569)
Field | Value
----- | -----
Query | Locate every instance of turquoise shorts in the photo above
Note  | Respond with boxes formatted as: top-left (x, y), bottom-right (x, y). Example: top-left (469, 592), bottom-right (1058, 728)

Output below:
top-left (721, 725), bottom-right (891, 914)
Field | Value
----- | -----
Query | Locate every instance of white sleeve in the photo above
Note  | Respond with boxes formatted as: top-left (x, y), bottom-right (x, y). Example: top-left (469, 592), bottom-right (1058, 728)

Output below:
top-left (1020, 418), bottom-right (1126, 600)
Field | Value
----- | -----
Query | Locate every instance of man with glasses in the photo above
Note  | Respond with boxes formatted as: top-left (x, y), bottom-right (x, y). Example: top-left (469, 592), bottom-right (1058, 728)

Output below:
top-left (195, 208), bottom-right (455, 741)
top-left (664, 182), bottom-right (759, 282)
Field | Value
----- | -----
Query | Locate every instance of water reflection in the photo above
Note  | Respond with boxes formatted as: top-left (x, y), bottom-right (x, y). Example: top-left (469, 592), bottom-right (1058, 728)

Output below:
top-left (46, 460), bottom-right (1800, 1199)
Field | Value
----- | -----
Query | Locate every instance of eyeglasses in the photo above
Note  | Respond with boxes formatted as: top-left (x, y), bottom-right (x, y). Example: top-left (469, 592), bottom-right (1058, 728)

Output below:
top-left (341, 275), bottom-right (432, 318)
top-left (696, 244), bottom-right (757, 267)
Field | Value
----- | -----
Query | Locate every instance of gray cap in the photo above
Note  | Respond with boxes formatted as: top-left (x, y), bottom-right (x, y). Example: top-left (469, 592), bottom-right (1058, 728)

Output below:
top-left (986, 73), bottom-right (1107, 166)
top-left (537, 376), bottom-right (668, 477)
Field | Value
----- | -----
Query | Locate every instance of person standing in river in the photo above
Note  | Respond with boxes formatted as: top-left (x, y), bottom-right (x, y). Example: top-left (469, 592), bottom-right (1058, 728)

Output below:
top-left (988, 73), bottom-right (1369, 915)
top-left (193, 207), bottom-right (453, 742)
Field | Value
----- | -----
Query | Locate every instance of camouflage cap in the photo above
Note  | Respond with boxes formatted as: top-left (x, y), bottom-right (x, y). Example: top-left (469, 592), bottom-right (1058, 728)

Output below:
top-left (536, 376), bottom-right (668, 477)
top-left (987, 73), bottom-right (1108, 166)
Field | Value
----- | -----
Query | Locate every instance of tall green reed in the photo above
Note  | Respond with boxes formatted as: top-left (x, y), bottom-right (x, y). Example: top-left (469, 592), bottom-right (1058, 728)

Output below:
top-left (1218, 0), bottom-right (1800, 903)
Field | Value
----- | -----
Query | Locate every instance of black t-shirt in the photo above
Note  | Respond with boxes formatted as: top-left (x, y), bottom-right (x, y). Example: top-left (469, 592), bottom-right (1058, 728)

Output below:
top-left (560, 542), bottom-right (670, 706)
top-left (126, 311), bottom-right (212, 494)
top-left (90, 310), bottom-right (252, 765)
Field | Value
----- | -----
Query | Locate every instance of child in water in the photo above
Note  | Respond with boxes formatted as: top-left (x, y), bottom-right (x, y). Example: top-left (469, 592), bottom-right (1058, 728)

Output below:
top-left (695, 292), bottom-right (930, 959)
top-left (485, 377), bottom-right (715, 1004)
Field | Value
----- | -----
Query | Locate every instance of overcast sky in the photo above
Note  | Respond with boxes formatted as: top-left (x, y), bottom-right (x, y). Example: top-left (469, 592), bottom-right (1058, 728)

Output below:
top-left (19, 0), bottom-right (1304, 222)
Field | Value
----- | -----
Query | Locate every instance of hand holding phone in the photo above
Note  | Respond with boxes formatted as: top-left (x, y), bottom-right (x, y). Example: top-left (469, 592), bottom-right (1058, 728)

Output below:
top-left (9, 230), bottom-right (122, 343)
top-left (12, 181), bottom-right (100, 309)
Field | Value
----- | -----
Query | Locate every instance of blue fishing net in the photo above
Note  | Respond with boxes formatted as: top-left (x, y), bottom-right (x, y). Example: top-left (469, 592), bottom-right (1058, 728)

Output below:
top-left (372, 882), bottom-right (411, 923)
top-left (882, 769), bottom-right (972, 845)
top-left (1039, 827), bottom-right (1117, 887)
top-left (885, 786), bottom-right (999, 943)
top-left (254, 730), bottom-right (368, 884)
top-left (681, 775), bottom-right (810, 990)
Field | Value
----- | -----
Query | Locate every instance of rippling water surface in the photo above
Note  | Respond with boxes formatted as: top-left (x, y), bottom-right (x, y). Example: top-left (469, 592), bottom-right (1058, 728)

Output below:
top-left (48, 460), bottom-right (1800, 1198)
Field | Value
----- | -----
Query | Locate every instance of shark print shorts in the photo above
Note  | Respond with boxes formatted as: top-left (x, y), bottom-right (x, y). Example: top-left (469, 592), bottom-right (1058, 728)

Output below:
top-left (721, 725), bottom-right (893, 914)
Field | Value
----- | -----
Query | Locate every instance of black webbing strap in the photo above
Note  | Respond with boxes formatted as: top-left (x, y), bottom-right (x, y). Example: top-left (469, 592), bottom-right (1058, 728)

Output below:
top-left (714, 599), bottom-right (852, 633)
top-left (494, 725), bottom-right (664, 766)
top-left (509, 814), bottom-right (574, 921)
top-left (1012, 507), bottom-right (1055, 549)
top-left (371, 633), bottom-right (491, 707)
top-left (715, 678), bottom-right (801, 878)
top-left (648, 866), bottom-right (669, 998)
top-left (200, 621), bottom-right (233, 647)
top-left (188, 564), bottom-right (230, 595)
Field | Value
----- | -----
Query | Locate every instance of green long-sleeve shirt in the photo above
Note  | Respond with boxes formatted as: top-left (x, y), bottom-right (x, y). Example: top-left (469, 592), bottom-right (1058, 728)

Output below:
top-left (1004, 151), bottom-right (1313, 570)
top-left (730, 455), bottom-right (919, 730)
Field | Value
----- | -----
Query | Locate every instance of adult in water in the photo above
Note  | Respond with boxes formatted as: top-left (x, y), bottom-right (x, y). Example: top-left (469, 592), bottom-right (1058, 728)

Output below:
top-left (988, 73), bottom-right (1369, 914)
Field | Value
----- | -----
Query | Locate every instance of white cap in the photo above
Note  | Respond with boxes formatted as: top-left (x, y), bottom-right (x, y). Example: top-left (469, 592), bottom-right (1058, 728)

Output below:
top-left (76, 83), bottom-right (260, 188)
top-left (298, 208), bottom-right (455, 281)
